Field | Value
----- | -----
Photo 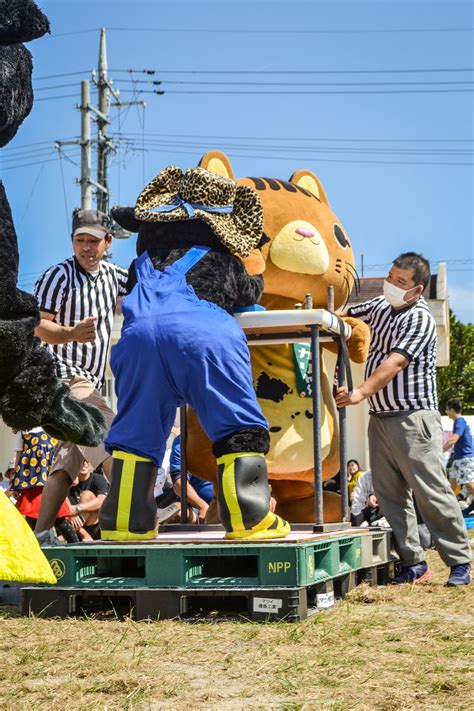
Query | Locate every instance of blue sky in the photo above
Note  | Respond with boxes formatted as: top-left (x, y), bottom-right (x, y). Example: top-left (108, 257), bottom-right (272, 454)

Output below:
top-left (3, 0), bottom-right (473, 322)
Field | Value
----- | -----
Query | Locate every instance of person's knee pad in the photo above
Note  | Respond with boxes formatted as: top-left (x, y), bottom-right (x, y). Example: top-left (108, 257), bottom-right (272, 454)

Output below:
top-left (216, 451), bottom-right (290, 540)
top-left (99, 451), bottom-right (157, 540)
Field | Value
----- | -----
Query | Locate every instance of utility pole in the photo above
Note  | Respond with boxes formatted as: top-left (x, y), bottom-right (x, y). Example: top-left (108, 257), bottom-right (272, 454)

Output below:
top-left (55, 28), bottom-right (148, 220)
top-left (80, 80), bottom-right (92, 209)
top-left (96, 27), bottom-right (115, 214)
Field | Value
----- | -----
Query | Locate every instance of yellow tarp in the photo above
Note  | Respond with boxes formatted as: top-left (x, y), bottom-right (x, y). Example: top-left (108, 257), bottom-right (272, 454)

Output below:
top-left (0, 492), bottom-right (56, 584)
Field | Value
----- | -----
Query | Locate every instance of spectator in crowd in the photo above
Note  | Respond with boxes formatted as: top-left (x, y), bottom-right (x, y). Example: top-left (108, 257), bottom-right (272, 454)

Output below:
top-left (11, 428), bottom-right (78, 542)
top-left (350, 470), bottom-right (386, 527)
top-left (68, 460), bottom-right (110, 540)
top-left (347, 459), bottom-right (364, 500)
top-left (0, 464), bottom-right (15, 498)
top-left (33, 209), bottom-right (128, 545)
top-left (444, 399), bottom-right (474, 517)
top-left (169, 434), bottom-right (214, 523)
top-left (336, 252), bottom-right (471, 586)
top-left (0, 469), bottom-right (13, 493)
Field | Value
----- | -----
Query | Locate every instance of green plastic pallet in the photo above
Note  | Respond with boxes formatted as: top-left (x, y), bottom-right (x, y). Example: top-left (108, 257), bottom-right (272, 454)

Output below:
top-left (42, 532), bottom-right (367, 589)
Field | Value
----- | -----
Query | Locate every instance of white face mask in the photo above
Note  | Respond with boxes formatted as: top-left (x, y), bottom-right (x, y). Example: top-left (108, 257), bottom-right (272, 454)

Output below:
top-left (383, 280), bottom-right (416, 308)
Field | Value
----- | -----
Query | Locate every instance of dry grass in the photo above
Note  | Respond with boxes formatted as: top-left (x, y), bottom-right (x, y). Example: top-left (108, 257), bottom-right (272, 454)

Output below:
top-left (1, 543), bottom-right (473, 711)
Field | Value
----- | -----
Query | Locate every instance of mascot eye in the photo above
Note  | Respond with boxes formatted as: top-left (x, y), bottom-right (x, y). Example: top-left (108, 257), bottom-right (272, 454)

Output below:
top-left (333, 224), bottom-right (349, 249)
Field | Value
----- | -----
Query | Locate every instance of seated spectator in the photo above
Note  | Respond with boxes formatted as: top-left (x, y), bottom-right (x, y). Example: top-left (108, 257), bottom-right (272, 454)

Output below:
top-left (351, 470), bottom-right (432, 548)
top-left (68, 460), bottom-right (109, 540)
top-left (350, 470), bottom-right (387, 527)
top-left (170, 434), bottom-right (214, 523)
top-left (347, 459), bottom-right (365, 500)
top-left (11, 428), bottom-right (78, 542)
top-left (323, 471), bottom-right (341, 494)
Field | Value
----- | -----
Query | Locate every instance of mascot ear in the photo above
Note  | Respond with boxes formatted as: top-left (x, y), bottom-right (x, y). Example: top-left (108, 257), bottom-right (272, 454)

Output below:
top-left (111, 206), bottom-right (141, 233)
top-left (199, 150), bottom-right (235, 179)
top-left (289, 169), bottom-right (330, 208)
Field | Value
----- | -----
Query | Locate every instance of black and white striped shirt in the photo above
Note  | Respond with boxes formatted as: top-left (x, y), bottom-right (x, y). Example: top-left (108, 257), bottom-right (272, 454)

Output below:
top-left (347, 295), bottom-right (438, 414)
top-left (35, 257), bottom-right (128, 389)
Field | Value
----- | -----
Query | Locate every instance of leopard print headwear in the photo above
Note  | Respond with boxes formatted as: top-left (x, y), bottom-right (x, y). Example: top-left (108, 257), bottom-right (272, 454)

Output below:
top-left (134, 166), bottom-right (263, 257)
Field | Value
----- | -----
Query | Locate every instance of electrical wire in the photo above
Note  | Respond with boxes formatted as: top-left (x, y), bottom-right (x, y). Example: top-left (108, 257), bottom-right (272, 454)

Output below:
top-left (35, 94), bottom-right (83, 102)
top-left (57, 150), bottom-right (70, 231)
top-left (1, 152), bottom-right (81, 171)
top-left (34, 70), bottom-right (92, 81)
top-left (113, 145), bottom-right (473, 166)
top-left (111, 67), bottom-right (474, 75)
top-left (115, 78), bottom-right (474, 87)
top-left (1, 138), bottom-right (78, 154)
top-left (114, 135), bottom-right (473, 156)
top-left (107, 26), bottom-right (474, 35)
top-left (161, 88), bottom-right (474, 94)
top-left (116, 131), bottom-right (474, 143)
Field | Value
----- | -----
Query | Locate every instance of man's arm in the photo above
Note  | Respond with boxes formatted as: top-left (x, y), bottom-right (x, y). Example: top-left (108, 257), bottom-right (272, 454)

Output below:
top-left (335, 351), bottom-right (408, 408)
top-left (443, 434), bottom-right (460, 452)
top-left (35, 311), bottom-right (97, 345)
top-left (172, 477), bottom-right (209, 521)
top-left (69, 494), bottom-right (106, 516)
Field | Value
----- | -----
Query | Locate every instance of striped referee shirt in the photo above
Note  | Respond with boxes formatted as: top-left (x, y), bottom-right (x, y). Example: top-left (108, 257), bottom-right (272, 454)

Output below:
top-left (347, 295), bottom-right (438, 414)
top-left (34, 257), bottom-right (128, 389)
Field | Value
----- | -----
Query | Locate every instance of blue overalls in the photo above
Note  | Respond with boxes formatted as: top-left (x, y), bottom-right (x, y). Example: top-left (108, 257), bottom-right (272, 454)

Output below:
top-left (105, 247), bottom-right (268, 468)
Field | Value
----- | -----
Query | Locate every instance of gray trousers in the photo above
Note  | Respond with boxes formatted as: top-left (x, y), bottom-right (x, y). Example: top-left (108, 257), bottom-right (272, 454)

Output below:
top-left (369, 410), bottom-right (472, 568)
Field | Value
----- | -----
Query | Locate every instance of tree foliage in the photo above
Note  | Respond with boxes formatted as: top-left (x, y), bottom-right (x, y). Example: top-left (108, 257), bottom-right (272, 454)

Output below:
top-left (437, 309), bottom-right (474, 414)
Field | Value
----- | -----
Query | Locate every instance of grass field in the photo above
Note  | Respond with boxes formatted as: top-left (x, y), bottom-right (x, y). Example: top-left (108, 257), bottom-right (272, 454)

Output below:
top-left (1, 542), bottom-right (473, 710)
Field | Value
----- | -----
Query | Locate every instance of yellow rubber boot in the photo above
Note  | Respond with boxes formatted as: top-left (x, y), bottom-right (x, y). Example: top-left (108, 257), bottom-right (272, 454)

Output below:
top-left (99, 450), bottom-right (158, 541)
top-left (216, 452), bottom-right (291, 540)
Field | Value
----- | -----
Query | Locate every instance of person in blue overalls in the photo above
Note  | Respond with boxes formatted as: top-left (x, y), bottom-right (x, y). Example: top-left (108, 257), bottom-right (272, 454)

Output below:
top-left (100, 165), bottom-right (290, 541)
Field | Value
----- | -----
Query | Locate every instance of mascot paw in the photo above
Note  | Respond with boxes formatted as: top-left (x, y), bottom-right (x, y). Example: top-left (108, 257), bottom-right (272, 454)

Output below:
top-left (323, 316), bottom-right (370, 363)
top-left (41, 383), bottom-right (106, 446)
top-left (342, 316), bottom-right (370, 363)
top-left (239, 248), bottom-right (267, 276)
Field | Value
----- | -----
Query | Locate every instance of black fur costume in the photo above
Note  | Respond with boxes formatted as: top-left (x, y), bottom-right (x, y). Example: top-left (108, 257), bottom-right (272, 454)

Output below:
top-left (0, 0), bottom-right (104, 445)
top-left (112, 207), bottom-right (270, 456)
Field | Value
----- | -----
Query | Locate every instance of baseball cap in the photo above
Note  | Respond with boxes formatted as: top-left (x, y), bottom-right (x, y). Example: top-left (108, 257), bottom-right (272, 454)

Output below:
top-left (72, 208), bottom-right (112, 239)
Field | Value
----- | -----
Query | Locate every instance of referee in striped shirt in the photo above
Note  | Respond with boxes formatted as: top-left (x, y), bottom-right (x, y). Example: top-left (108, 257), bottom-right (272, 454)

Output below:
top-left (336, 252), bottom-right (471, 586)
top-left (33, 209), bottom-right (128, 544)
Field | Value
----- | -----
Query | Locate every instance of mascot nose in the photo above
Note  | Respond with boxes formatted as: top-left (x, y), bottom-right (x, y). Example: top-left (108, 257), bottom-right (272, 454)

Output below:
top-left (295, 227), bottom-right (315, 239)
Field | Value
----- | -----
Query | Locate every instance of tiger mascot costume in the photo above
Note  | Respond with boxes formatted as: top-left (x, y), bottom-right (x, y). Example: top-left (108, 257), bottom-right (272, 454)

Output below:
top-left (186, 151), bottom-right (370, 523)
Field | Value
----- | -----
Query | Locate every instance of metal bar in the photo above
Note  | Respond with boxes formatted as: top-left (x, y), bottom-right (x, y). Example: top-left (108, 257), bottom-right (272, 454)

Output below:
top-left (338, 344), bottom-right (350, 521)
top-left (311, 325), bottom-right (324, 525)
top-left (179, 406), bottom-right (188, 524)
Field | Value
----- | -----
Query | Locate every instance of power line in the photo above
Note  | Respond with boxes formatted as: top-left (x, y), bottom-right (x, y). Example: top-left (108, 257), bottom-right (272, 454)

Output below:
top-left (115, 136), bottom-right (473, 156)
top-left (108, 26), bottom-right (474, 35)
top-left (117, 131), bottom-right (474, 144)
top-left (112, 67), bottom-right (474, 75)
top-left (2, 147), bottom-right (79, 165)
top-left (34, 82), bottom-right (89, 91)
top-left (114, 145), bottom-right (473, 166)
top-left (161, 88), bottom-right (474, 95)
top-left (115, 78), bottom-right (474, 87)
top-left (35, 94), bottom-right (82, 102)
top-left (1, 137), bottom-right (77, 153)
top-left (1, 153), bottom-right (81, 171)
top-left (34, 71), bottom-right (92, 81)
